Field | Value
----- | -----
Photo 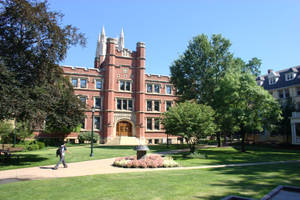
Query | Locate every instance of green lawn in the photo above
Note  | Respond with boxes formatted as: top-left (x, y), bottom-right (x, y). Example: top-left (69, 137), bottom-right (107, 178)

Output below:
top-left (0, 144), bottom-right (186, 171)
top-left (173, 145), bottom-right (300, 167)
top-left (1, 163), bottom-right (300, 200)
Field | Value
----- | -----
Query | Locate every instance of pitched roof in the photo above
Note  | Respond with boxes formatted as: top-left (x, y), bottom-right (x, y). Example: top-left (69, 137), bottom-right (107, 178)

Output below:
top-left (260, 65), bottom-right (300, 90)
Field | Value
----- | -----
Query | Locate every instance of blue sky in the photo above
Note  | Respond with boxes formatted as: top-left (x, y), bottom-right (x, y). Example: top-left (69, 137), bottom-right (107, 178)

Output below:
top-left (48, 0), bottom-right (300, 76)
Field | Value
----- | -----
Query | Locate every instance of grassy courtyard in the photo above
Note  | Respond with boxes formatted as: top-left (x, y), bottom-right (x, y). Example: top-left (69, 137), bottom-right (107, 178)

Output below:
top-left (173, 145), bottom-right (300, 166)
top-left (1, 163), bottom-right (300, 200)
top-left (0, 144), bottom-right (186, 171)
top-left (1, 144), bottom-right (300, 171)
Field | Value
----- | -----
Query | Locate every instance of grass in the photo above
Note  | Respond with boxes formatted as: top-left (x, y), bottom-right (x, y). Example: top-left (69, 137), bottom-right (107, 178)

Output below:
top-left (2, 144), bottom-right (300, 171)
top-left (172, 145), bottom-right (300, 167)
top-left (1, 163), bottom-right (300, 200)
top-left (0, 144), bottom-right (186, 171)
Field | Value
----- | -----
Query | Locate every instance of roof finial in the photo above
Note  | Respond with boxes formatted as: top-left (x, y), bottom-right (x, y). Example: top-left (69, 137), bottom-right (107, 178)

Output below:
top-left (118, 28), bottom-right (124, 51)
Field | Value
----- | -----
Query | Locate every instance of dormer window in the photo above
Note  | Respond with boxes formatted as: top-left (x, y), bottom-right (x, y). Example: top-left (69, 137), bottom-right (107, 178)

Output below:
top-left (268, 69), bottom-right (280, 85)
top-left (285, 73), bottom-right (295, 81)
top-left (257, 80), bottom-right (264, 86)
top-left (269, 77), bottom-right (277, 85)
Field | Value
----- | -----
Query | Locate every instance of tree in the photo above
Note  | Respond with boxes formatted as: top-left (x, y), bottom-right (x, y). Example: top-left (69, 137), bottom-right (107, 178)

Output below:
top-left (44, 77), bottom-right (85, 135)
top-left (170, 34), bottom-right (264, 147)
top-left (275, 97), bottom-right (296, 143)
top-left (0, 0), bottom-right (86, 133)
top-left (161, 101), bottom-right (217, 153)
top-left (170, 34), bottom-right (233, 105)
top-left (0, 120), bottom-right (13, 148)
top-left (215, 68), bottom-right (282, 152)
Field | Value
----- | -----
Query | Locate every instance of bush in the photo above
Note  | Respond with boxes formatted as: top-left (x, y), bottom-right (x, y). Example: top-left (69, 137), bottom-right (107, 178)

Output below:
top-left (113, 154), bottom-right (179, 168)
top-left (16, 140), bottom-right (46, 151)
top-left (78, 131), bottom-right (99, 143)
top-left (38, 138), bottom-right (64, 147)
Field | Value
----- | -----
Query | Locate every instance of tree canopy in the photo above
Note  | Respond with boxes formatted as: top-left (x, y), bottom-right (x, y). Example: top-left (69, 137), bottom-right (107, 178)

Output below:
top-left (170, 34), bottom-right (281, 151)
top-left (161, 101), bottom-right (217, 153)
top-left (0, 0), bottom-right (86, 134)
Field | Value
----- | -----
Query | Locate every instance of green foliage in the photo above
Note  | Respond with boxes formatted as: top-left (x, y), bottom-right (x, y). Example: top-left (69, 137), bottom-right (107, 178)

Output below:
top-left (170, 34), bottom-right (233, 104)
top-left (37, 138), bottom-right (64, 147)
top-left (0, 0), bottom-right (86, 135)
top-left (272, 98), bottom-right (296, 141)
top-left (215, 68), bottom-right (282, 151)
top-left (161, 101), bottom-right (217, 152)
top-left (15, 140), bottom-right (45, 151)
top-left (78, 131), bottom-right (99, 143)
top-left (0, 120), bottom-right (13, 143)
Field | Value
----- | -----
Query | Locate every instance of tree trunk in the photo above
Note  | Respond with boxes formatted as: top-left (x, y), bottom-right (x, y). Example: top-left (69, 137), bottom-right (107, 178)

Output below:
top-left (230, 133), bottom-right (233, 145)
top-left (223, 133), bottom-right (227, 146)
top-left (217, 132), bottom-right (221, 147)
top-left (241, 127), bottom-right (246, 152)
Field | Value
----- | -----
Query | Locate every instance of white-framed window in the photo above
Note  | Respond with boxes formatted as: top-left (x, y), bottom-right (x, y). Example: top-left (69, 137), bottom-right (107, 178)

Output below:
top-left (154, 84), bottom-right (160, 93)
top-left (147, 84), bottom-right (153, 93)
top-left (278, 89), bottom-right (290, 99)
top-left (79, 96), bottom-right (87, 105)
top-left (95, 79), bottom-right (103, 89)
top-left (146, 118), bottom-right (160, 130)
top-left (285, 88), bottom-right (290, 98)
top-left (116, 98), bottom-right (133, 111)
top-left (147, 118), bottom-right (152, 130)
top-left (119, 80), bottom-right (131, 91)
top-left (94, 97), bottom-right (102, 109)
top-left (278, 90), bottom-right (284, 99)
top-left (80, 79), bottom-right (87, 88)
top-left (146, 100), bottom-right (160, 112)
top-left (166, 101), bottom-right (173, 111)
top-left (269, 77), bottom-right (276, 85)
top-left (165, 85), bottom-right (172, 95)
top-left (71, 78), bottom-right (78, 88)
top-left (147, 100), bottom-right (152, 111)
top-left (285, 73), bottom-right (295, 81)
top-left (154, 118), bottom-right (160, 130)
top-left (146, 83), bottom-right (161, 94)
top-left (93, 116), bottom-right (101, 130)
top-left (154, 101), bottom-right (160, 111)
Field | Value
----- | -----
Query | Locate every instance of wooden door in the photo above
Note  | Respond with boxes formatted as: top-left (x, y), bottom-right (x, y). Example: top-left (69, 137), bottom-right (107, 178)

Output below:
top-left (117, 121), bottom-right (132, 136)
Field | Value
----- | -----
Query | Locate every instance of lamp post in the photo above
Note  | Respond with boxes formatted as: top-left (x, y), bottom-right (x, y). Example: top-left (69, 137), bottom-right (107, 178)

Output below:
top-left (167, 133), bottom-right (169, 148)
top-left (90, 106), bottom-right (95, 157)
top-left (13, 120), bottom-right (16, 147)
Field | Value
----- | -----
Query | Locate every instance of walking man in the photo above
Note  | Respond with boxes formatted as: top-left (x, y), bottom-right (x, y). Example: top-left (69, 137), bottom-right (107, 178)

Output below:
top-left (54, 142), bottom-right (69, 170)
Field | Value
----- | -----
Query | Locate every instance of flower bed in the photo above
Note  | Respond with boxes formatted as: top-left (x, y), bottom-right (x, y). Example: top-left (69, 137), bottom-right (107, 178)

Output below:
top-left (113, 154), bottom-right (179, 168)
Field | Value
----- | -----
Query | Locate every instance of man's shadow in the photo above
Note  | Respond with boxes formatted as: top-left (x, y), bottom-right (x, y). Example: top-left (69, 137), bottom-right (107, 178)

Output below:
top-left (40, 166), bottom-right (55, 170)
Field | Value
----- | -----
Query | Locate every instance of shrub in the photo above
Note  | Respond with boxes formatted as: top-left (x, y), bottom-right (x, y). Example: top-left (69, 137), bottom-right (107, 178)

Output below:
top-left (16, 140), bottom-right (46, 151)
top-left (113, 154), bottom-right (179, 168)
top-left (78, 131), bottom-right (99, 143)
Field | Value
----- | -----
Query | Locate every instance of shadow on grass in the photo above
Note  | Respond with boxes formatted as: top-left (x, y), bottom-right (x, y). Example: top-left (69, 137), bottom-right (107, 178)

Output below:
top-left (0, 154), bottom-right (48, 167)
top-left (198, 162), bottom-right (300, 200)
top-left (94, 144), bottom-right (188, 153)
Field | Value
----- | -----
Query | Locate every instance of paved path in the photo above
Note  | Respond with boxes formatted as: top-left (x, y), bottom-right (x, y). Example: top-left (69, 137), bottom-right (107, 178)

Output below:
top-left (1, 156), bottom-right (300, 184)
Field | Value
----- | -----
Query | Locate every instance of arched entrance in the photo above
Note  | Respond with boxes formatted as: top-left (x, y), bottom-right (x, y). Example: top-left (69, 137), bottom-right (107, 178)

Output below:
top-left (116, 121), bottom-right (132, 136)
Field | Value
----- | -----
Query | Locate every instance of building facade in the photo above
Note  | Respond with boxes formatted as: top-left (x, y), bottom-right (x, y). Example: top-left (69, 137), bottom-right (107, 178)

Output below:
top-left (255, 67), bottom-right (300, 145)
top-left (62, 28), bottom-right (178, 145)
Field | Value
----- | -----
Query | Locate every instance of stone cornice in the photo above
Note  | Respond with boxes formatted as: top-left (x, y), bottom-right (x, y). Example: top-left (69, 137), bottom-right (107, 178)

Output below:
top-left (64, 73), bottom-right (103, 77)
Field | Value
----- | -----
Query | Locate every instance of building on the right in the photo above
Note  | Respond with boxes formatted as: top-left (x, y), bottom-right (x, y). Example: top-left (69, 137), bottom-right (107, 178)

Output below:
top-left (256, 66), bottom-right (300, 145)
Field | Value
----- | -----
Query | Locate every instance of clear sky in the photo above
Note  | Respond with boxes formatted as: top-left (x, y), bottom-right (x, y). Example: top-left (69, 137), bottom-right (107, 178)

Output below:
top-left (48, 0), bottom-right (300, 76)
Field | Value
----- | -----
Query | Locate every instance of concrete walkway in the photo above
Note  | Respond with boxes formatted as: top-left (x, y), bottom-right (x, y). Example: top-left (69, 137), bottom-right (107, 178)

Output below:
top-left (1, 156), bottom-right (300, 183)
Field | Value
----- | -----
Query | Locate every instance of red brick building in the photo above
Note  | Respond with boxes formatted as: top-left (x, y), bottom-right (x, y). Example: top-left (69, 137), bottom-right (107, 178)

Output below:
top-left (62, 28), bottom-right (178, 145)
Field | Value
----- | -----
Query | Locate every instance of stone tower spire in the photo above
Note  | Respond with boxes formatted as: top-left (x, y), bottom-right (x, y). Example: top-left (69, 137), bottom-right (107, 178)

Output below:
top-left (94, 26), bottom-right (107, 68)
top-left (99, 26), bottom-right (106, 56)
top-left (118, 28), bottom-right (124, 51)
top-left (95, 33), bottom-right (101, 57)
